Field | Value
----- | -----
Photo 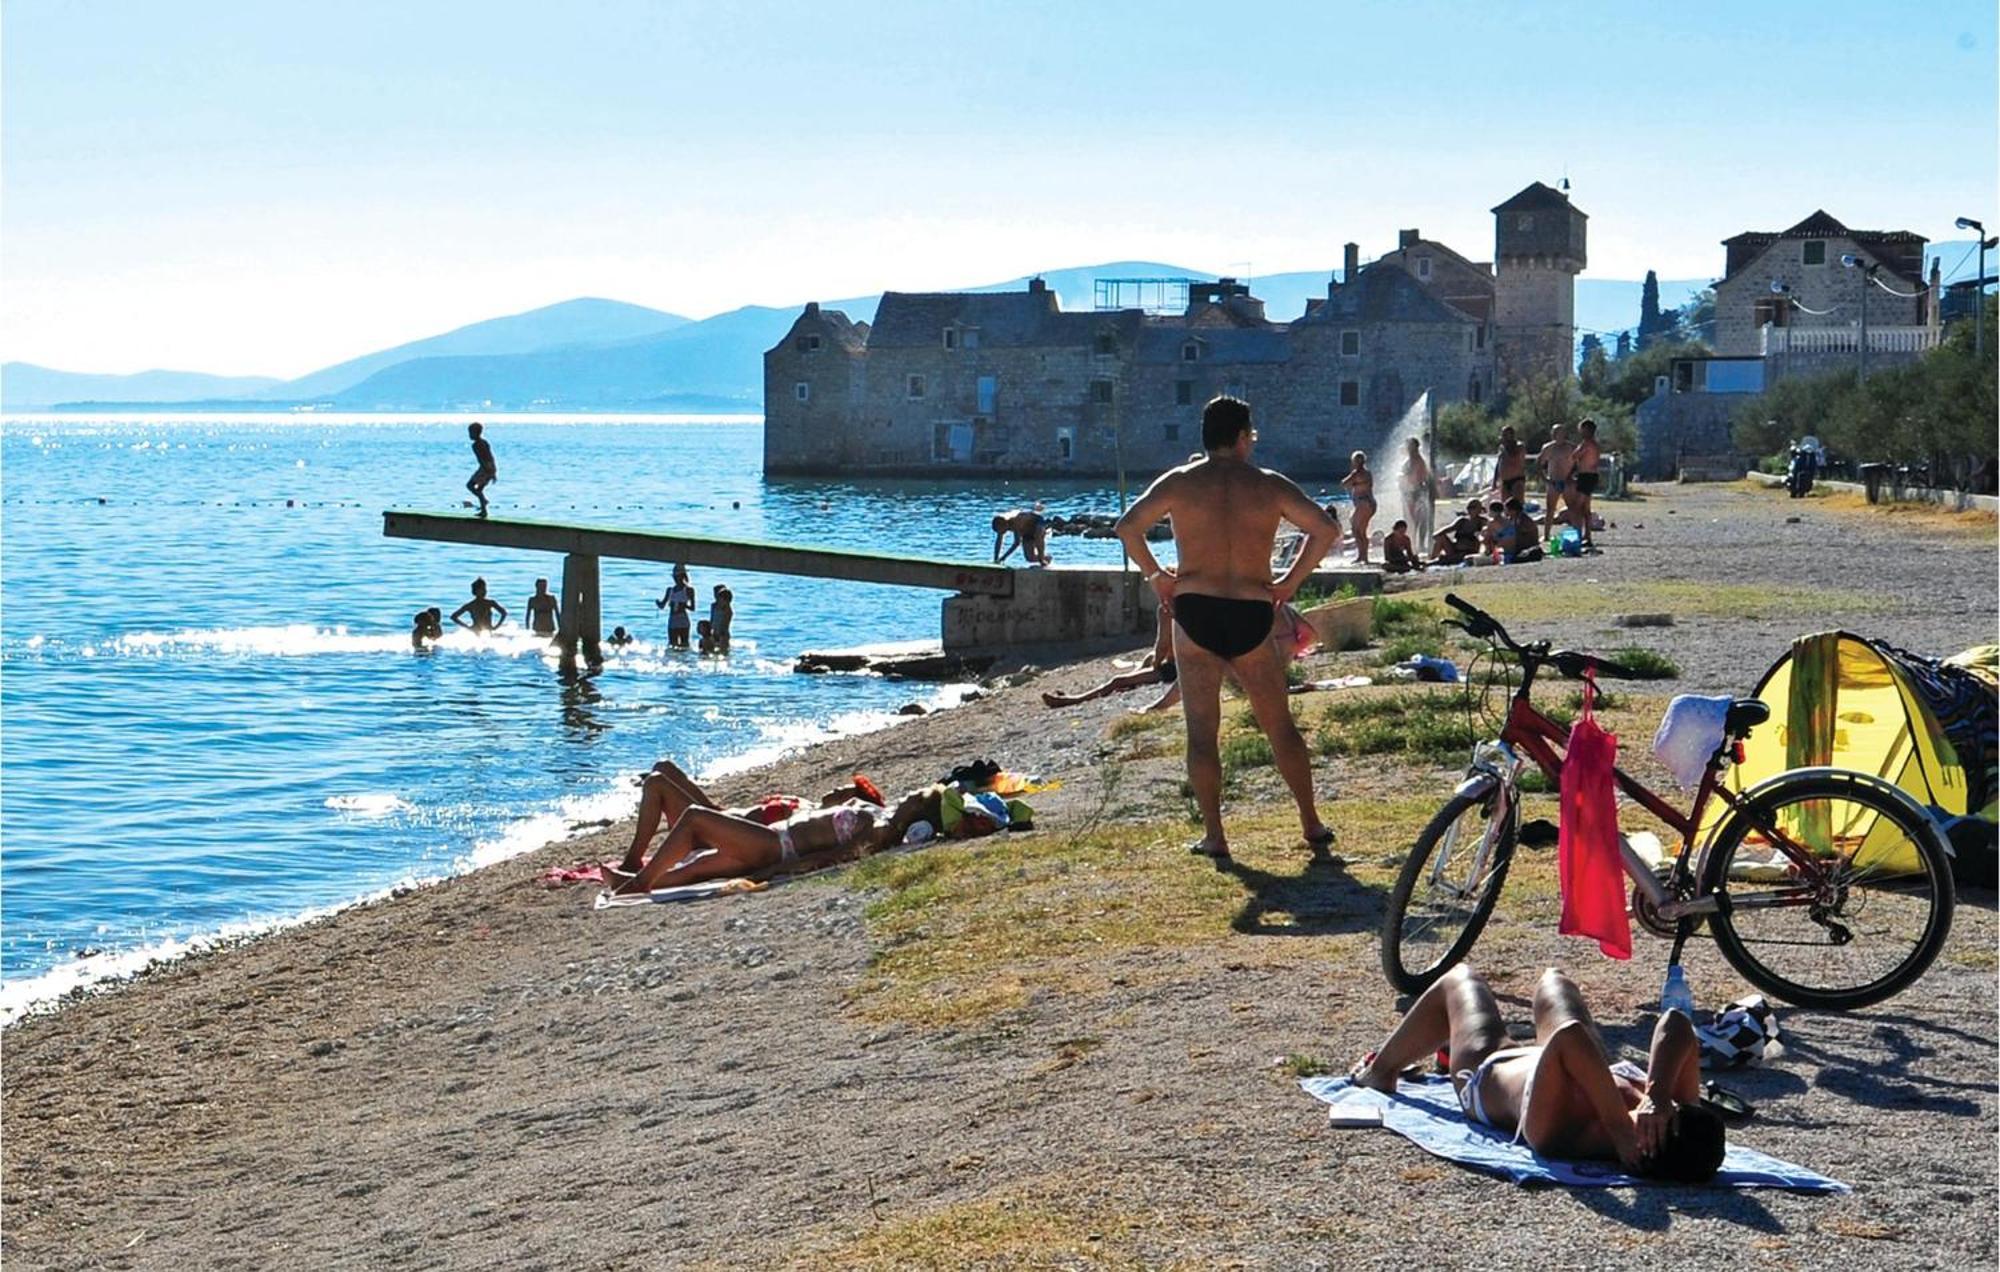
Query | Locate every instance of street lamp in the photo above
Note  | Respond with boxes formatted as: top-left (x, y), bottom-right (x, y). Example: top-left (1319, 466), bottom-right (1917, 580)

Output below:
top-left (1841, 255), bottom-right (1877, 379)
top-left (1955, 216), bottom-right (1987, 355)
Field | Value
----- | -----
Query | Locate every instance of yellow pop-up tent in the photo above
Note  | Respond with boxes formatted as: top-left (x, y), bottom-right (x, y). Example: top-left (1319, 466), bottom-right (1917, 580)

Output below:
top-left (1713, 632), bottom-right (1973, 877)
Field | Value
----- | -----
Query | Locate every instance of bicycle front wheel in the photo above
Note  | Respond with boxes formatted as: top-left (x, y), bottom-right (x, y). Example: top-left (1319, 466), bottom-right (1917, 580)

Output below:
top-left (1702, 772), bottom-right (1955, 1010)
top-left (1382, 786), bottom-right (1517, 995)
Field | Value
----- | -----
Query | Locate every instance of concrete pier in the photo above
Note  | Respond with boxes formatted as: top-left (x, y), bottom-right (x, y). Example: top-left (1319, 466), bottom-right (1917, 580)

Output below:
top-left (382, 510), bottom-right (1378, 655)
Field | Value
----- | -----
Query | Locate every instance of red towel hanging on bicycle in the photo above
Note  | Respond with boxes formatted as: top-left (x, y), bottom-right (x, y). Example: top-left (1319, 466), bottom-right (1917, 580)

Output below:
top-left (1560, 674), bottom-right (1631, 959)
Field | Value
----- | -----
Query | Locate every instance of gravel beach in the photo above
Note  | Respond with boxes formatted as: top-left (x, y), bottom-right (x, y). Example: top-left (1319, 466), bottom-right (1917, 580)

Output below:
top-left (3, 481), bottom-right (1994, 1270)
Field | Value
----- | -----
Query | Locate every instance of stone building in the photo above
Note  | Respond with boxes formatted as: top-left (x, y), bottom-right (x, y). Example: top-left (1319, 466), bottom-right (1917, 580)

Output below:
top-left (764, 183), bottom-right (1585, 479)
top-left (1636, 210), bottom-right (1943, 478)
top-left (1712, 211), bottom-right (1938, 359)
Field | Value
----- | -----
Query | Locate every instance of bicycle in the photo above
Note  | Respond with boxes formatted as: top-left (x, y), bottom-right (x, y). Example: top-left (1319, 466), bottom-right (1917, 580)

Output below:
top-left (1380, 593), bottom-right (1956, 1010)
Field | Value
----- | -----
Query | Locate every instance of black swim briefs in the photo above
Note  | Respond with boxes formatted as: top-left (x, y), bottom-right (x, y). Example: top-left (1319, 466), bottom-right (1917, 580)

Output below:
top-left (1574, 472), bottom-right (1600, 495)
top-left (1173, 594), bottom-right (1275, 661)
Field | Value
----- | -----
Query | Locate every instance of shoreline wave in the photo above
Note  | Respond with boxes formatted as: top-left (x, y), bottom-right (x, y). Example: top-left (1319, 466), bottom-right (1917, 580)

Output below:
top-left (0, 678), bottom-right (976, 1027)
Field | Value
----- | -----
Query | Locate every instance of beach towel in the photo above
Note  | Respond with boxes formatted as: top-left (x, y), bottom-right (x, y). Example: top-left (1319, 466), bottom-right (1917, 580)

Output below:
top-left (593, 878), bottom-right (769, 908)
top-left (1299, 1076), bottom-right (1846, 1192)
top-left (1559, 676), bottom-right (1630, 959)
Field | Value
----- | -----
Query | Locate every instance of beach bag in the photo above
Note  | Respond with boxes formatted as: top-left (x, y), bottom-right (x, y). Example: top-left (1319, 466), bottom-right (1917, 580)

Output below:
top-left (1697, 995), bottom-right (1786, 1069)
top-left (1559, 676), bottom-right (1631, 959)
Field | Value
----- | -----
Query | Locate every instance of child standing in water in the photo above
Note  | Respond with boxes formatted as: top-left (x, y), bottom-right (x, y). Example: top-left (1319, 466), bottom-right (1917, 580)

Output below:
top-left (466, 422), bottom-right (497, 517)
top-left (451, 577), bottom-right (508, 633)
top-left (1341, 451), bottom-right (1376, 564)
top-left (710, 585), bottom-right (734, 653)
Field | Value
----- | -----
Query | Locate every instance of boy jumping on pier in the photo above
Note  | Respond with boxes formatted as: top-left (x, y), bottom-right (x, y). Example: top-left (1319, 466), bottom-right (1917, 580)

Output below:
top-left (466, 421), bottom-right (497, 517)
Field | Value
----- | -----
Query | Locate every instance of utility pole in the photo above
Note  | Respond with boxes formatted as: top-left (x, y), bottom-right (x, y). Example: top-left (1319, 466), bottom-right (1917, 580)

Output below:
top-left (1955, 216), bottom-right (1987, 356)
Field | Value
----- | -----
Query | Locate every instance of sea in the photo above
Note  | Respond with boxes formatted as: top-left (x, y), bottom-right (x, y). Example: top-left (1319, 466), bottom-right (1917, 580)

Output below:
top-left (0, 413), bottom-right (1173, 1021)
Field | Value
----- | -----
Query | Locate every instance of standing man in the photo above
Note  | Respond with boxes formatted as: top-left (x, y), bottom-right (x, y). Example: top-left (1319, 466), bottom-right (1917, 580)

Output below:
top-left (1572, 418), bottom-right (1602, 552)
top-left (1400, 436), bottom-right (1435, 552)
top-left (655, 564), bottom-right (696, 649)
top-left (524, 577), bottom-right (561, 638)
top-left (1114, 397), bottom-right (1341, 861)
top-left (466, 421), bottom-right (497, 518)
top-left (1495, 426), bottom-right (1527, 506)
top-left (1534, 422), bottom-right (1578, 540)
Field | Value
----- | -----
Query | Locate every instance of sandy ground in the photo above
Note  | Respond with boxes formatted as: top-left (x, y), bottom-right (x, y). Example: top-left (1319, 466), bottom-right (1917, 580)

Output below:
top-left (3, 481), bottom-right (1995, 1270)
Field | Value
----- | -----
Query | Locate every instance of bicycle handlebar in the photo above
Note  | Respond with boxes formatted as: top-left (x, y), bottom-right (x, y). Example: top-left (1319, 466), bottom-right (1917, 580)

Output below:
top-left (1442, 592), bottom-right (1642, 680)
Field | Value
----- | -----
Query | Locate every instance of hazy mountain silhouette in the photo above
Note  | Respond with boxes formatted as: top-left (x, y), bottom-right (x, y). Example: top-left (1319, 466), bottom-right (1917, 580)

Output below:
top-left (10, 245), bottom-right (1979, 410)
top-left (2, 364), bottom-right (284, 409)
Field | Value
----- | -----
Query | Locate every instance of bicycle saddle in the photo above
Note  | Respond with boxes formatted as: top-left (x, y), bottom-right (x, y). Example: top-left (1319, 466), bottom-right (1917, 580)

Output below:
top-left (1725, 699), bottom-right (1770, 737)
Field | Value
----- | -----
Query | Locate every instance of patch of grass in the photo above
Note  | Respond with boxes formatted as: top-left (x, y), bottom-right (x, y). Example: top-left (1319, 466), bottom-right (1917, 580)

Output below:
top-left (1373, 633), bottom-right (1446, 666)
top-left (1220, 733), bottom-right (1275, 770)
top-left (1106, 712), bottom-right (1172, 739)
top-left (1605, 647), bottom-right (1680, 680)
top-left (1276, 1053), bottom-right (1335, 1078)
top-left (1314, 689), bottom-right (1478, 766)
top-left (1371, 594), bottom-right (1437, 638)
top-left (1285, 659), bottom-right (1309, 687)
top-left (785, 1180), bottom-right (1157, 1270)
top-left (1441, 579), bottom-right (1889, 624)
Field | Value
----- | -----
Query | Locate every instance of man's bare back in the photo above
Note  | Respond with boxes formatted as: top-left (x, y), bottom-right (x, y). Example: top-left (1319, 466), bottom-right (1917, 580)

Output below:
top-left (1146, 458), bottom-right (1318, 602)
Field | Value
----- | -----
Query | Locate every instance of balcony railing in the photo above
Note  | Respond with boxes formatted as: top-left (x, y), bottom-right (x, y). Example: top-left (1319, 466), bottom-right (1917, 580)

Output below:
top-left (1761, 325), bottom-right (1940, 356)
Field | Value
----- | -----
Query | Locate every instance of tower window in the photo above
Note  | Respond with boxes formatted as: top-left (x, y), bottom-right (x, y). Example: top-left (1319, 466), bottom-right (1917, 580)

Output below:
top-left (1091, 379), bottom-right (1114, 405)
top-left (1417, 256), bottom-right (1432, 279)
top-left (942, 328), bottom-right (958, 349)
top-left (794, 381), bottom-right (810, 403)
top-left (1469, 375), bottom-right (1483, 404)
top-left (804, 334), bottom-right (822, 352)
top-left (1175, 381), bottom-right (1193, 405)
top-left (1181, 341), bottom-right (1201, 362)
top-left (1056, 428), bottom-right (1074, 461)
top-left (1095, 332), bottom-right (1117, 355)
top-left (1340, 330), bottom-right (1360, 357)
top-left (1476, 325), bottom-right (1487, 350)
top-left (1802, 240), bottom-right (1827, 266)
top-left (1339, 380), bottom-right (1359, 407)
top-left (907, 374), bottom-right (926, 399)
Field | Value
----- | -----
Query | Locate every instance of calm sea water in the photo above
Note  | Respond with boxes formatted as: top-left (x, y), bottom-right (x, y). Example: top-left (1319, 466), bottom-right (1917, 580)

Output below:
top-left (0, 413), bottom-right (1151, 1017)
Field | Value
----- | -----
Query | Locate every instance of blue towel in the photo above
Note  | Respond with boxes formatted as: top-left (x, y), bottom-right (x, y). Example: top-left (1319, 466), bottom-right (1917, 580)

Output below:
top-left (1300, 1075), bottom-right (1847, 1192)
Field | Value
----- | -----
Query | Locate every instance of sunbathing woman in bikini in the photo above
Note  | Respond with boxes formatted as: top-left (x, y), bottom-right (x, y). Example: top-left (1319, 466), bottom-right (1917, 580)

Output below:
top-left (1350, 964), bottom-right (1724, 1181)
top-left (611, 760), bottom-right (884, 880)
top-left (607, 786), bottom-right (940, 895)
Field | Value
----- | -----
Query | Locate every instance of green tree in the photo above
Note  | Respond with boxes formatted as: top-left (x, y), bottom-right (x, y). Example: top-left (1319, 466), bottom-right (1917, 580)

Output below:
top-left (1577, 332), bottom-right (1605, 378)
top-left (1637, 270), bottom-right (1663, 349)
top-left (1436, 399), bottom-right (1500, 456)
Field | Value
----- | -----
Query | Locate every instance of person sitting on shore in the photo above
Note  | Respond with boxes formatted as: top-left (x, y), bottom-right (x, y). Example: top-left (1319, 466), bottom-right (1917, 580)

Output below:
top-left (451, 577), bottom-right (508, 633)
top-left (1350, 965), bottom-right (1723, 1182)
top-left (609, 784), bottom-right (938, 895)
top-left (1483, 498), bottom-right (1543, 564)
top-left (1043, 606), bottom-right (1176, 710)
top-left (1382, 519), bottom-right (1425, 574)
top-left (1430, 500), bottom-right (1485, 565)
top-left (610, 759), bottom-right (887, 882)
top-left (993, 507), bottom-right (1051, 566)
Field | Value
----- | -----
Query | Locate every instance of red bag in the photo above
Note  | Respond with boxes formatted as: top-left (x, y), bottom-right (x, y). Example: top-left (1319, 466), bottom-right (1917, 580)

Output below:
top-left (1558, 676), bottom-right (1631, 959)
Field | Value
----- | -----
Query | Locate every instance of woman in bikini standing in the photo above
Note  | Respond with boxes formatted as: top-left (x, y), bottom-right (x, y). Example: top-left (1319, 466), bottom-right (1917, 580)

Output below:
top-left (1342, 451), bottom-right (1377, 565)
top-left (1349, 964), bottom-right (1724, 1181)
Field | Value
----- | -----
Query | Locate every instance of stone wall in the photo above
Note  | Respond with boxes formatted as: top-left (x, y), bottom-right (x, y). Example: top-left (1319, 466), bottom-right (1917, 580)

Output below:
top-left (1635, 390), bottom-right (1749, 479)
top-left (1493, 257), bottom-right (1575, 385)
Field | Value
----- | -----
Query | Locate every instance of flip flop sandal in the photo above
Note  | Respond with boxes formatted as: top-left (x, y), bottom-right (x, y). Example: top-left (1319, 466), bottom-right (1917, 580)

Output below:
top-left (1700, 1081), bottom-right (1755, 1123)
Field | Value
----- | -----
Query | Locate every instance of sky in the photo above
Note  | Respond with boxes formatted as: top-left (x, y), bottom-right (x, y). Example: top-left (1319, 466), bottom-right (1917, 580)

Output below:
top-left (3, 0), bottom-right (1995, 378)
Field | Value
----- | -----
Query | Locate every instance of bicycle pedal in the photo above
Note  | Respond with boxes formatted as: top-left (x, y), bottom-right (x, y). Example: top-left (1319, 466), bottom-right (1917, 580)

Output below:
top-left (1519, 818), bottom-right (1559, 848)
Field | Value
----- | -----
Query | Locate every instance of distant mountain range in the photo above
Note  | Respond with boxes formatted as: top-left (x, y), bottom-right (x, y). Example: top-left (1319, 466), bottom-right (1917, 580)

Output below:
top-left (6, 243), bottom-right (1982, 411)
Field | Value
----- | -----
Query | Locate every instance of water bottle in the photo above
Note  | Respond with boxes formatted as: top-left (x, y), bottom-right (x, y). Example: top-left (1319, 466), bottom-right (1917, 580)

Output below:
top-left (1659, 964), bottom-right (1696, 1019)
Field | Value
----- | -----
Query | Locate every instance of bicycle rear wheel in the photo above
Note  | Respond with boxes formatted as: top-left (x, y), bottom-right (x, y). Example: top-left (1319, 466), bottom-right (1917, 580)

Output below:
top-left (1702, 772), bottom-right (1955, 1010)
top-left (1382, 787), bottom-right (1517, 995)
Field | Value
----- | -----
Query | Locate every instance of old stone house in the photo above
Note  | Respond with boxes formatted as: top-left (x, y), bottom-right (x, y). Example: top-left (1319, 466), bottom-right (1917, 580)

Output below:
top-left (764, 183), bottom-right (1585, 479)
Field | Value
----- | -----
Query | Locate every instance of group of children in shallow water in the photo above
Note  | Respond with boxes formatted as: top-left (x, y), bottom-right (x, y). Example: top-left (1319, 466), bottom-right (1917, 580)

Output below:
top-left (409, 565), bottom-right (734, 653)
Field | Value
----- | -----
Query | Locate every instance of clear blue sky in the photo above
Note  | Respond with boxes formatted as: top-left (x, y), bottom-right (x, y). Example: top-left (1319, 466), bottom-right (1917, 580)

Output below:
top-left (3, 0), bottom-right (1994, 377)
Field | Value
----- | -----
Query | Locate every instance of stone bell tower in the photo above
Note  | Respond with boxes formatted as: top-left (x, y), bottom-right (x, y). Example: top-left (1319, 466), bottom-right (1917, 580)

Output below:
top-left (1491, 182), bottom-right (1587, 388)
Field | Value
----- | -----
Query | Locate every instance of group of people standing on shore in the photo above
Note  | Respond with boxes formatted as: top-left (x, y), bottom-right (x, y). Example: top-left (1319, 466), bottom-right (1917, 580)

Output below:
top-left (1334, 420), bottom-right (1603, 572)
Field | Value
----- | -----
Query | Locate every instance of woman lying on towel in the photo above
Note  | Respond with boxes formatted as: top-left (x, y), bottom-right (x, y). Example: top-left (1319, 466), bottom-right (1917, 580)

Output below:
top-left (612, 759), bottom-right (885, 881)
top-left (607, 785), bottom-right (941, 896)
top-left (1351, 964), bottom-right (1724, 1182)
